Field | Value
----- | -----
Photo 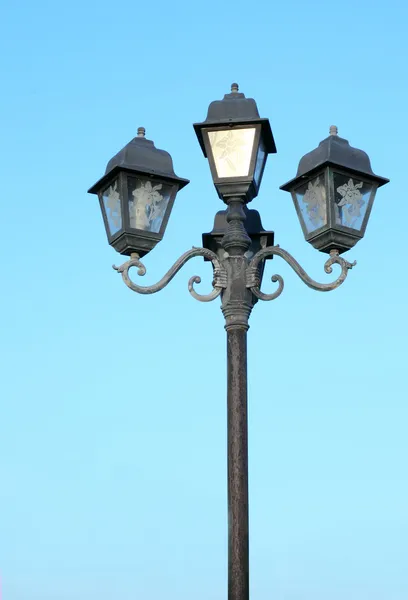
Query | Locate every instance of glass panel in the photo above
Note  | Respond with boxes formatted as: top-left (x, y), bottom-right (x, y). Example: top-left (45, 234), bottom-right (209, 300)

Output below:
top-left (128, 177), bottom-right (173, 233)
top-left (102, 179), bottom-right (122, 235)
top-left (333, 173), bottom-right (374, 231)
top-left (294, 174), bottom-right (327, 233)
top-left (208, 128), bottom-right (256, 178)
top-left (254, 138), bottom-right (266, 187)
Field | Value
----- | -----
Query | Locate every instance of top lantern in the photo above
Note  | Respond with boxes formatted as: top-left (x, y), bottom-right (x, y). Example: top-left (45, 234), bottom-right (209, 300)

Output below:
top-left (280, 126), bottom-right (389, 254)
top-left (194, 84), bottom-right (277, 203)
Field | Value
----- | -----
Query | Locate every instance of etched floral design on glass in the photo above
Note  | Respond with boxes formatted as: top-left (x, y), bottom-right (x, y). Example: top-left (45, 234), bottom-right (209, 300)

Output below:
top-left (336, 178), bottom-right (364, 227)
top-left (208, 128), bottom-right (256, 178)
top-left (304, 178), bottom-right (327, 225)
top-left (128, 179), bottom-right (172, 233)
top-left (294, 176), bottom-right (327, 233)
top-left (334, 174), bottom-right (374, 231)
top-left (102, 179), bottom-right (122, 235)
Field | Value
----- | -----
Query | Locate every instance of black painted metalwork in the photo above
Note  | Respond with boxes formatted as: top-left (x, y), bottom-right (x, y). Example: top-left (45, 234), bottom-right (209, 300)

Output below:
top-left (247, 246), bottom-right (356, 301)
top-left (202, 207), bottom-right (274, 261)
top-left (113, 246), bottom-right (227, 302)
top-left (282, 126), bottom-right (388, 185)
top-left (227, 327), bottom-right (249, 600)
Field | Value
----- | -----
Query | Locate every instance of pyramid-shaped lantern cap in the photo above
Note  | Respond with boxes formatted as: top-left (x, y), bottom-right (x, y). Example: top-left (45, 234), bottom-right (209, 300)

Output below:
top-left (281, 126), bottom-right (389, 191)
top-left (194, 83), bottom-right (277, 156)
top-left (89, 127), bottom-right (189, 194)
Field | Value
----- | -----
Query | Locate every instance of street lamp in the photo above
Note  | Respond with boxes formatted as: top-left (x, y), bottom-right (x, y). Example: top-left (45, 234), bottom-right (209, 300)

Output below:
top-left (88, 85), bottom-right (389, 600)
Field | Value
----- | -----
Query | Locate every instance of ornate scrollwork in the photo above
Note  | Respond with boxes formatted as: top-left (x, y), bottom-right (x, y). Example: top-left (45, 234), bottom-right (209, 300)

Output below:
top-left (246, 246), bottom-right (356, 301)
top-left (113, 247), bottom-right (227, 302)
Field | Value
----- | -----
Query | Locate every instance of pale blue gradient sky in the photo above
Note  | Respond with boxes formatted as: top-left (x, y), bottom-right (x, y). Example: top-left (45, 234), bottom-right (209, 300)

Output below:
top-left (1, 1), bottom-right (407, 599)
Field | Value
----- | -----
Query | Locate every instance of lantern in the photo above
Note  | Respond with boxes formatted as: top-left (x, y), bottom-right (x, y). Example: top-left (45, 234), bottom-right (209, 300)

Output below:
top-left (88, 127), bottom-right (189, 256)
top-left (280, 126), bottom-right (389, 253)
top-left (194, 84), bottom-right (276, 203)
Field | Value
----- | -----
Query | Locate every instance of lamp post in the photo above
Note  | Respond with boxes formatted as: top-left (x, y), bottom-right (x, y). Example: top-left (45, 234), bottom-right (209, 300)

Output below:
top-left (88, 84), bottom-right (389, 600)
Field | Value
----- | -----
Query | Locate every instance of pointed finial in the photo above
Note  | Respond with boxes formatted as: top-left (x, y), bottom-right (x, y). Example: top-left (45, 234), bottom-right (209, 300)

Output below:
top-left (231, 83), bottom-right (239, 93)
top-left (329, 125), bottom-right (338, 136)
top-left (137, 127), bottom-right (146, 137)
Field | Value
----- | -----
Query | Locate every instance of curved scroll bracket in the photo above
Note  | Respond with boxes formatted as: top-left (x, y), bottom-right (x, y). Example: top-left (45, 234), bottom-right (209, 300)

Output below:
top-left (246, 247), bottom-right (356, 301)
top-left (113, 247), bottom-right (227, 302)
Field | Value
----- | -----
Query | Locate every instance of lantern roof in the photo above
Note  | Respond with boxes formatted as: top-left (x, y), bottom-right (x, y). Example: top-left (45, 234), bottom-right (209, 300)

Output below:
top-left (281, 127), bottom-right (389, 191)
top-left (88, 127), bottom-right (189, 194)
top-left (193, 84), bottom-right (277, 156)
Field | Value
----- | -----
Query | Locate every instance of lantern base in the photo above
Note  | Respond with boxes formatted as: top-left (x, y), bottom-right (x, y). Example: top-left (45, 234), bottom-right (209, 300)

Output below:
top-left (109, 230), bottom-right (162, 257)
top-left (214, 180), bottom-right (259, 204)
top-left (307, 227), bottom-right (362, 255)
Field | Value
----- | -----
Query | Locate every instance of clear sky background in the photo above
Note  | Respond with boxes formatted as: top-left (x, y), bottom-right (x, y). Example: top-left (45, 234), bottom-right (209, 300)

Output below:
top-left (0, 1), bottom-right (407, 599)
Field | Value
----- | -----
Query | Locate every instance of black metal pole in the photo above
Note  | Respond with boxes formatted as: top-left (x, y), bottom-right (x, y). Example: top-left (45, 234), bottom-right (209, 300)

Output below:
top-left (220, 197), bottom-right (253, 600)
top-left (227, 327), bottom-right (249, 600)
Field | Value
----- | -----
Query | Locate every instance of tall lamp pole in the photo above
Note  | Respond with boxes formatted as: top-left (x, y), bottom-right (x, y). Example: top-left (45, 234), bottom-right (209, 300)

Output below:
top-left (89, 84), bottom-right (389, 600)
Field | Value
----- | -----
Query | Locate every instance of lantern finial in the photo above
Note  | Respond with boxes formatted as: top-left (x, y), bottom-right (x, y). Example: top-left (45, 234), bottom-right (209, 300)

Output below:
top-left (329, 125), bottom-right (338, 136)
top-left (137, 127), bottom-right (146, 138)
top-left (231, 82), bottom-right (239, 93)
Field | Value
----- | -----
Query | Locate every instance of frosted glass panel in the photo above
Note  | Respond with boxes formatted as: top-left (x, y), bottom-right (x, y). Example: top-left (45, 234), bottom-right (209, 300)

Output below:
top-left (128, 177), bottom-right (173, 233)
top-left (334, 174), bottom-right (374, 231)
top-left (209, 128), bottom-right (256, 178)
top-left (102, 179), bottom-right (122, 235)
top-left (294, 175), bottom-right (327, 233)
top-left (254, 138), bottom-right (266, 187)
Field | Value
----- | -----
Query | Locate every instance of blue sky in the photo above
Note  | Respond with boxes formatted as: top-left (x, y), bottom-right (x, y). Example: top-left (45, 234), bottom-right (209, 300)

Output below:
top-left (1, 0), bottom-right (407, 598)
